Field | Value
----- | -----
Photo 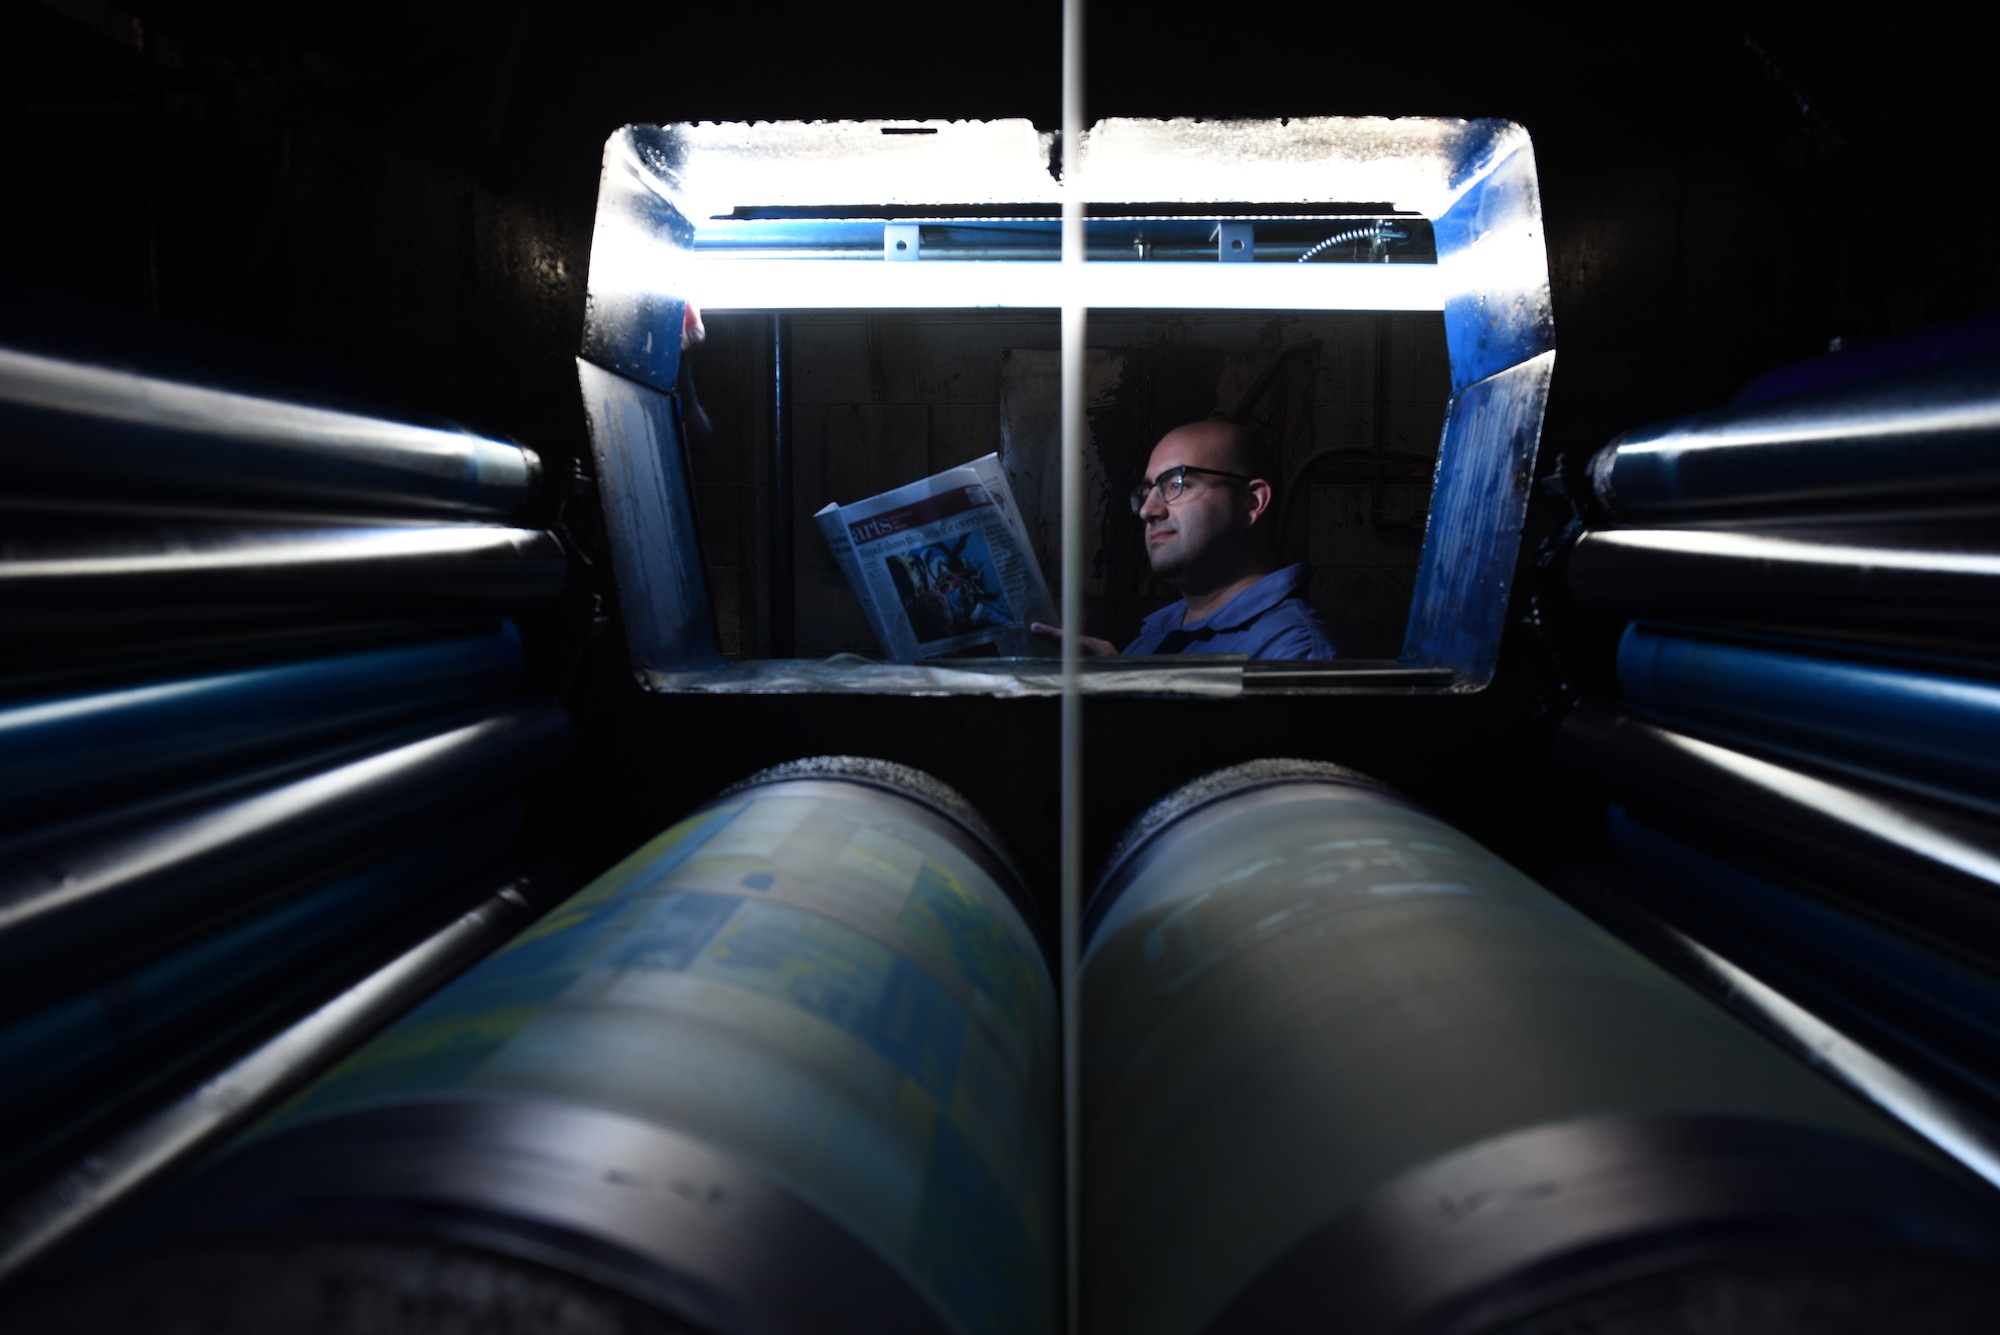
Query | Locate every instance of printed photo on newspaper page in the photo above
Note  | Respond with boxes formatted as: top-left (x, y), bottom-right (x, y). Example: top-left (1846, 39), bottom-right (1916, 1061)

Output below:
top-left (815, 454), bottom-right (1057, 661)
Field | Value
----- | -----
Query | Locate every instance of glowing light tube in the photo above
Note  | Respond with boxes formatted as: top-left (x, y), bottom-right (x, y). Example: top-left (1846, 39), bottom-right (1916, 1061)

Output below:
top-left (674, 256), bottom-right (1443, 311)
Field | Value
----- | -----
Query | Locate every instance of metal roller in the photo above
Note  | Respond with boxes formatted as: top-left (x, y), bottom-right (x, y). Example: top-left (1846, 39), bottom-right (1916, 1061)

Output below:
top-left (1557, 700), bottom-right (2000, 966)
top-left (0, 700), bottom-right (573, 1011)
top-left (1081, 760), bottom-right (2000, 1335)
top-left (1603, 808), bottom-right (2000, 1096)
top-left (0, 618), bottom-right (496, 698)
top-left (1566, 526), bottom-right (2000, 651)
top-left (0, 869), bottom-right (553, 1296)
top-left (59, 757), bottom-right (1057, 1335)
top-left (1615, 624), bottom-right (2000, 802)
top-left (0, 623), bottom-right (525, 826)
top-left (0, 345), bottom-right (540, 520)
top-left (0, 804), bottom-right (521, 1143)
top-left (0, 519), bottom-right (567, 630)
top-left (1589, 351), bottom-right (2000, 524)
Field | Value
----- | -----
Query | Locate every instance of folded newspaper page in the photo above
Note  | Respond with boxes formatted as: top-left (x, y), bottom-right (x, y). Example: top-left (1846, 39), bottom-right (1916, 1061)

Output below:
top-left (815, 453), bottom-right (1056, 661)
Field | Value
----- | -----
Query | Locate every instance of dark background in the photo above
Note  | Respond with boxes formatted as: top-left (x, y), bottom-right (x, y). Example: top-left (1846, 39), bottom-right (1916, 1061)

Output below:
top-left (6, 1), bottom-right (1995, 918)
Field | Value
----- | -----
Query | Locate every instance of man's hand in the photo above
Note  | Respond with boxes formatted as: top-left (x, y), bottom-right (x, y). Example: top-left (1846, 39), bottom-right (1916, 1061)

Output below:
top-left (1031, 622), bottom-right (1118, 657)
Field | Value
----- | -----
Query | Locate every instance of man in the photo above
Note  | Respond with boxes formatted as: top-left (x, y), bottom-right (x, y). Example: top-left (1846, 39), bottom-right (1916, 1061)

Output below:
top-left (1032, 419), bottom-right (1336, 660)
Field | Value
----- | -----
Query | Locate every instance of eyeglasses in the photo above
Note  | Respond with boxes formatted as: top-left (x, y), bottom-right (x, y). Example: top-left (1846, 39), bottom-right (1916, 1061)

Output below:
top-left (1129, 464), bottom-right (1254, 514)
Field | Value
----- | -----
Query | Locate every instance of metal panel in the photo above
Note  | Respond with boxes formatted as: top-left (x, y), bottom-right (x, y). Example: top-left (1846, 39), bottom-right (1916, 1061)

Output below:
top-left (576, 357), bottom-right (723, 671)
top-left (0, 347), bottom-right (539, 520)
top-left (1434, 136), bottom-right (1555, 394)
top-left (580, 126), bottom-right (696, 395)
top-left (1401, 351), bottom-right (1555, 681)
top-left (1079, 116), bottom-right (1508, 215)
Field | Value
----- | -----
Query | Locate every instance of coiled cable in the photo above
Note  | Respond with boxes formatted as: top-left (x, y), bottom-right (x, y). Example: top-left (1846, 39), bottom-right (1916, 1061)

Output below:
top-left (1298, 220), bottom-right (1388, 262)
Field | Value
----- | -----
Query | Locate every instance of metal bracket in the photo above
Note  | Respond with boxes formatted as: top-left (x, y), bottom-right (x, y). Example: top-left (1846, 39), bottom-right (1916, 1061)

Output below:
top-left (885, 223), bottom-right (920, 261)
top-left (1215, 222), bottom-right (1253, 263)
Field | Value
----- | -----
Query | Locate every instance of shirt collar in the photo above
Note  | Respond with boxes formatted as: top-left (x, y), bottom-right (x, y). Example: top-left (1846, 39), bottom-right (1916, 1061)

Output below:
top-left (1144, 563), bottom-right (1313, 635)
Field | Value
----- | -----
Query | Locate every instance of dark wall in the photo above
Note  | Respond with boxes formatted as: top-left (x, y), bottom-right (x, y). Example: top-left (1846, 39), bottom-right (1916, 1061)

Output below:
top-left (6, 3), bottom-right (1994, 908)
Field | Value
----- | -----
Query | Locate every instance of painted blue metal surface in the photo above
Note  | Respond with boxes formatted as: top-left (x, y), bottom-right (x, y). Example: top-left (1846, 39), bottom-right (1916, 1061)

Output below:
top-left (1402, 351), bottom-right (1555, 682)
top-left (576, 358), bottom-right (722, 672)
top-left (580, 126), bottom-right (695, 396)
top-left (0, 804), bottom-right (521, 1132)
top-left (1608, 808), bottom-right (2000, 1083)
top-left (0, 624), bottom-right (524, 826)
top-left (1434, 130), bottom-right (1555, 395)
top-left (1618, 625), bottom-right (2000, 803)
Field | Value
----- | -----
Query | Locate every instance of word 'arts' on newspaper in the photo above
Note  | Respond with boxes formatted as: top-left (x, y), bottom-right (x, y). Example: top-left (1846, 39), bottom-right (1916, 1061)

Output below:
top-left (815, 454), bottom-right (1057, 662)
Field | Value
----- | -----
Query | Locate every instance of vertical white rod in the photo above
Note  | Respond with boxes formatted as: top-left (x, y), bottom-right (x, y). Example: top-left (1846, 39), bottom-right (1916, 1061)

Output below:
top-left (1059, 0), bottom-right (1086, 1330)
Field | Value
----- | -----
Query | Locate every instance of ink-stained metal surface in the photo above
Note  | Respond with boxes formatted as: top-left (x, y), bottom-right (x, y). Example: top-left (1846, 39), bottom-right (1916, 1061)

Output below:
top-left (640, 119), bottom-right (1060, 218)
top-left (1617, 625), bottom-right (2000, 802)
top-left (0, 346), bottom-right (540, 521)
top-left (582, 117), bottom-right (1552, 683)
top-left (1402, 351), bottom-right (1554, 679)
top-left (1592, 351), bottom-right (2000, 525)
top-left (581, 126), bottom-right (698, 396)
top-left (1080, 761), bottom-right (1994, 1335)
top-left (142, 762), bottom-right (1057, 1335)
top-left (0, 624), bottom-right (524, 824)
top-left (647, 654), bottom-right (1243, 697)
top-left (1079, 117), bottom-right (1510, 216)
top-left (576, 357), bottom-right (724, 671)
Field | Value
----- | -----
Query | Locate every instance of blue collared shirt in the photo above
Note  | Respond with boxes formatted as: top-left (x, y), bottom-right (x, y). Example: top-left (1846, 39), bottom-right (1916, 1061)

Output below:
top-left (1122, 564), bottom-right (1337, 660)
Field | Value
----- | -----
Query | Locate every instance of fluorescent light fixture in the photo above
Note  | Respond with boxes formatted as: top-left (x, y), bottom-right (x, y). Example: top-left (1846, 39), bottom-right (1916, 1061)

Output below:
top-left (580, 116), bottom-right (1556, 688)
top-left (680, 257), bottom-right (1442, 311)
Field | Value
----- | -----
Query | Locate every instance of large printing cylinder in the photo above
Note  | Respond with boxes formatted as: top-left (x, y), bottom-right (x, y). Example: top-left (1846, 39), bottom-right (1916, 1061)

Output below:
top-left (78, 757), bottom-right (1056, 1335)
top-left (1081, 761), bottom-right (2000, 1335)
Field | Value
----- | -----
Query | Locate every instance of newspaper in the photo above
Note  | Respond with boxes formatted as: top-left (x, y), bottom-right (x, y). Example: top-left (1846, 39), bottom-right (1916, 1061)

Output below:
top-left (815, 453), bottom-right (1056, 661)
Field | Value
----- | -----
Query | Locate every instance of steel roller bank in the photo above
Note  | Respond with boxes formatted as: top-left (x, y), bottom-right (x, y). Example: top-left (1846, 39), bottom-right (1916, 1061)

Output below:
top-left (1080, 761), bottom-right (2000, 1335)
top-left (58, 758), bottom-right (1057, 1335)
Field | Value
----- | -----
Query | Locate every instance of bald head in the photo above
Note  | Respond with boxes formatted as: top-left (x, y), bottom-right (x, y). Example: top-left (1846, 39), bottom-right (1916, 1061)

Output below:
top-left (1151, 420), bottom-right (1279, 487)
top-left (1137, 419), bottom-right (1284, 597)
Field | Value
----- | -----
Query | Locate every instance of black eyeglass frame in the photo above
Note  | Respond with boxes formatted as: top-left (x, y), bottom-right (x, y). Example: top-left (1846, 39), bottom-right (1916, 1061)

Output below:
top-left (1128, 464), bottom-right (1257, 514)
